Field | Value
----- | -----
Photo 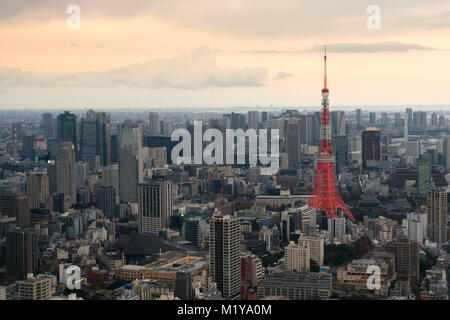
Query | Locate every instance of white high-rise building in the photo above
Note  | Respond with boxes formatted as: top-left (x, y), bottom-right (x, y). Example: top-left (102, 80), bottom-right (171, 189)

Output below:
top-left (298, 235), bottom-right (324, 266)
top-left (402, 211), bottom-right (427, 242)
top-left (285, 241), bottom-right (310, 273)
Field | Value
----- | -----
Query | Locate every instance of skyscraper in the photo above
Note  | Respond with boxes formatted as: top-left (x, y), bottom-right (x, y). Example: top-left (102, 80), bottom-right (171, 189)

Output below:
top-left (331, 111), bottom-right (346, 136)
top-left (25, 172), bottom-right (50, 210)
top-left (356, 108), bottom-right (362, 130)
top-left (0, 190), bottom-right (30, 228)
top-left (98, 186), bottom-right (117, 220)
top-left (362, 128), bottom-right (381, 170)
top-left (369, 112), bottom-right (376, 125)
top-left (42, 113), bottom-right (55, 139)
top-left (56, 141), bottom-right (76, 204)
top-left (138, 179), bottom-right (173, 236)
top-left (210, 214), bottom-right (241, 300)
top-left (332, 135), bottom-right (349, 174)
top-left (6, 227), bottom-right (38, 278)
top-left (443, 137), bottom-right (450, 171)
top-left (248, 111), bottom-right (259, 130)
top-left (426, 188), bottom-right (447, 244)
top-left (285, 118), bottom-right (301, 169)
top-left (119, 124), bottom-right (143, 203)
top-left (417, 153), bottom-right (431, 197)
top-left (149, 112), bottom-right (159, 136)
top-left (57, 111), bottom-right (77, 150)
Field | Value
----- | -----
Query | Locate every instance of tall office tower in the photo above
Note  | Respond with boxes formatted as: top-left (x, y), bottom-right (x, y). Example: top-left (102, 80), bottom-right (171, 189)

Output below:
top-left (285, 118), bottom-right (301, 169)
top-left (47, 161), bottom-right (57, 194)
top-left (394, 113), bottom-right (403, 127)
top-left (25, 172), bottom-right (49, 210)
top-left (174, 272), bottom-right (193, 300)
top-left (42, 113), bottom-right (55, 139)
top-left (298, 235), bottom-right (324, 265)
top-left (138, 179), bottom-right (173, 236)
top-left (262, 111), bottom-right (268, 124)
top-left (443, 137), bottom-right (450, 171)
top-left (119, 124), bottom-right (143, 203)
top-left (369, 112), bottom-right (376, 125)
top-left (110, 134), bottom-right (118, 163)
top-left (0, 190), bottom-right (30, 228)
top-left (417, 154), bottom-right (431, 197)
top-left (431, 113), bottom-right (438, 127)
top-left (406, 108), bottom-right (413, 128)
top-left (149, 112), bottom-right (159, 136)
top-left (308, 48), bottom-right (355, 221)
top-left (413, 111), bottom-right (427, 132)
top-left (330, 111), bottom-right (346, 136)
top-left (231, 112), bottom-right (246, 130)
top-left (22, 135), bottom-right (36, 161)
top-left (80, 110), bottom-right (110, 168)
top-left (98, 186), bottom-right (117, 220)
top-left (355, 108), bottom-right (362, 130)
top-left (361, 128), bottom-right (381, 170)
top-left (11, 122), bottom-right (23, 144)
top-left (148, 147), bottom-right (167, 167)
top-left (385, 238), bottom-right (420, 285)
top-left (285, 241), bottom-right (310, 273)
top-left (6, 227), bottom-right (38, 277)
top-left (210, 214), bottom-right (241, 300)
top-left (328, 217), bottom-right (346, 243)
top-left (332, 135), bottom-right (348, 174)
top-left (56, 141), bottom-right (76, 204)
top-left (248, 111), bottom-right (259, 130)
top-left (57, 111), bottom-right (77, 149)
top-left (404, 112), bottom-right (409, 143)
top-left (426, 188), bottom-right (447, 244)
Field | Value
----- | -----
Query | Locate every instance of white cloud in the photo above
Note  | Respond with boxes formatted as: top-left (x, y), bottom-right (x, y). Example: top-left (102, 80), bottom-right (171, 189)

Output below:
top-left (0, 47), bottom-right (268, 89)
top-left (275, 71), bottom-right (293, 79)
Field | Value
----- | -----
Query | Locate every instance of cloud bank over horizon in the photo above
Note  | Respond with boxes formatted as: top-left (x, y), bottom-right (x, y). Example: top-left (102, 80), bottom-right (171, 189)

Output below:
top-left (0, 47), bottom-right (269, 89)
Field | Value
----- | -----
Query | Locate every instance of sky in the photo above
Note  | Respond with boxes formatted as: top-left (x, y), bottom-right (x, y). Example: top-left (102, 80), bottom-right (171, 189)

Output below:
top-left (0, 0), bottom-right (450, 110)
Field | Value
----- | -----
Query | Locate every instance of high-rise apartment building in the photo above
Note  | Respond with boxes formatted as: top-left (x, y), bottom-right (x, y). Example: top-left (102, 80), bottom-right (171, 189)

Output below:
top-left (298, 235), bottom-right (324, 266)
top-left (385, 238), bottom-right (420, 285)
top-left (285, 241), bottom-right (310, 273)
top-left (56, 141), bottom-right (76, 204)
top-left (426, 188), bottom-right (447, 244)
top-left (138, 179), bottom-right (173, 236)
top-left (209, 214), bottom-right (241, 300)
top-left (328, 217), bottom-right (345, 243)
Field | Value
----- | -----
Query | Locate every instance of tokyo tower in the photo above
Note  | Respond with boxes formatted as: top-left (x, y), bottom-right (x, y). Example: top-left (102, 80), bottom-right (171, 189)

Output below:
top-left (308, 46), bottom-right (355, 222)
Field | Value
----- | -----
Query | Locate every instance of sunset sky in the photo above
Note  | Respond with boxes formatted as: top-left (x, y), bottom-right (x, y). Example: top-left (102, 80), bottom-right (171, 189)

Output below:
top-left (0, 0), bottom-right (449, 109)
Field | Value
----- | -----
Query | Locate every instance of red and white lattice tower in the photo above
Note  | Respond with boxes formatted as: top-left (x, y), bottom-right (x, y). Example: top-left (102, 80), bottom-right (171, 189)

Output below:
top-left (308, 46), bottom-right (355, 221)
